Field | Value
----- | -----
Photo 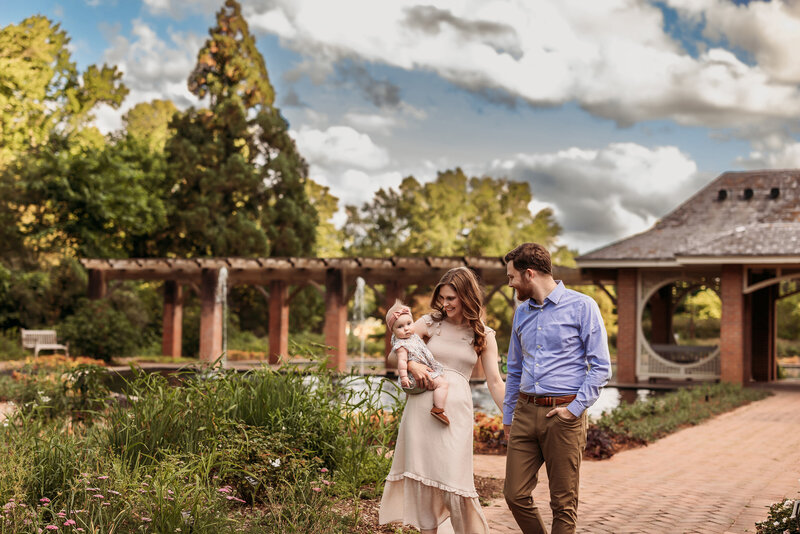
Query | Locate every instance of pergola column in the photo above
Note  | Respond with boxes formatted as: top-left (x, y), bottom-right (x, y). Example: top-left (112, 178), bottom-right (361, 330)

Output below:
top-left (616, 268), bottom-right (638, 384)
top-left (162, 281), bottom-right (183, 358)
top-left (324, 268), bottom-right (347, 372)
top-left (88, 269), bottom-right (107, 300)
top-left (720, 265), bottom-right (746, 384)
top-left (199, 268), bottom-right (223, 364)
top-left (268, 280), bottom-right (289, 364)
top-left (383, 281), bottom-right (406, 373)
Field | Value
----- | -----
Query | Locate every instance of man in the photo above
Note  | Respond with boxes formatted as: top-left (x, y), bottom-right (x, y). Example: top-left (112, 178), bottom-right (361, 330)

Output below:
top-left (502, 243), bottom-right (612, 534)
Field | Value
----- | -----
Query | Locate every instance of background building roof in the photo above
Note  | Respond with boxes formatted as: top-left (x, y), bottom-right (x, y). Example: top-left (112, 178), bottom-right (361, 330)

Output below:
top-left (577, 170), bottom-right (800, 264)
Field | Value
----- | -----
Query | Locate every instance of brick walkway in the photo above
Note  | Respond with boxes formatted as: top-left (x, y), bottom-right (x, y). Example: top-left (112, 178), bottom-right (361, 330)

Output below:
top-left (473, 390), bottom-right (800, 534)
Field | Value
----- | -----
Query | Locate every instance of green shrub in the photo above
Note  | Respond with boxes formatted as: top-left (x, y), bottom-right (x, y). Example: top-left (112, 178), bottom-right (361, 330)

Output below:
top-left (756, 498), bottom-right (799, 533)
top-left (61, 299), bottom-right (142, 361)
top-left (0, 329), bottom-right (26, 361)
top-left (597, 382), bottom-right (770, 443)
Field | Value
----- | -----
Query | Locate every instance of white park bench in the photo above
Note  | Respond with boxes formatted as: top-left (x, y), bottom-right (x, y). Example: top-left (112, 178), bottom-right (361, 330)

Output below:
top-left (21, 329), bottom-right (69, 358)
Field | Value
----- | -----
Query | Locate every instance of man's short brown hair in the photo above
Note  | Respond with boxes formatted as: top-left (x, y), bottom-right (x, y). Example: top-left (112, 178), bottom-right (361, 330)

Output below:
top-left (504, 243), bottom-right (552, 275)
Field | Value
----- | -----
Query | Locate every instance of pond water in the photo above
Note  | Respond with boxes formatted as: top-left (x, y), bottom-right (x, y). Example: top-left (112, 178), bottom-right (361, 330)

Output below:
top-left (336, 376), bottom-right (658, 421)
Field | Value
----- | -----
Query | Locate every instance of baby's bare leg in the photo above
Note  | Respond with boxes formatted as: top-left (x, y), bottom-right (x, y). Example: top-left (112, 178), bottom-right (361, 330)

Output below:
top-left (431, 376), bottom-right (448, 410)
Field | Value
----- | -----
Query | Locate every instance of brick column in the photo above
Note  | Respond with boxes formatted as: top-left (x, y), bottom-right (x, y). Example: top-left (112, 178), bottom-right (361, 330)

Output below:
top-left (720, 265), bottom-right (746, 384)
top-left (162, 281), bottom-right (183, 357)
top-left (324, 269), bottom-right (347, 372)
top-left (199, 268), bottom-right (223, 364)
top-left (268, 280), bottom-right (289, 364)
top-left (383, 281), bottom-right (406, 373)
top-left (616, 268), bottom-right (638, 384)
top-left (88, 269), bottom-right (107, 300)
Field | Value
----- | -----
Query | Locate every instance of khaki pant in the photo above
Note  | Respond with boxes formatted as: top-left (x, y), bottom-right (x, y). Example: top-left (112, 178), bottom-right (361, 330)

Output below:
top-left (503, 396), bottom-right (587, 534)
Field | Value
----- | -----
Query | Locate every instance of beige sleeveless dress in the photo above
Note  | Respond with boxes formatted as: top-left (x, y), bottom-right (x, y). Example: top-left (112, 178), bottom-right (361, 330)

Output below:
top-left (379, 314), bottom-right (491, 533)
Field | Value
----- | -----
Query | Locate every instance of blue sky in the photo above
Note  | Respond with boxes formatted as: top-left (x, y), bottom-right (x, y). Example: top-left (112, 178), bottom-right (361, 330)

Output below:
top-left (3, 0), bottom-right (800, 253)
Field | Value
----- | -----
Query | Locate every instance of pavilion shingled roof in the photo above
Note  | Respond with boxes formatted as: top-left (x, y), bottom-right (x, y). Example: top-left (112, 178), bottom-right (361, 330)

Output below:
top-left (577, 170), bottom-right (800, 264)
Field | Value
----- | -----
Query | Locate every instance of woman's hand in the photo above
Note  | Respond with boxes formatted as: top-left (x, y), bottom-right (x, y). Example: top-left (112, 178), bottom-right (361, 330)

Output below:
top-left (407, 360), bottom-right (435, 390)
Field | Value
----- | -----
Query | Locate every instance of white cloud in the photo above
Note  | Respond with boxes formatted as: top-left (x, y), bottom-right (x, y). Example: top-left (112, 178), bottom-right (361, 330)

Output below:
top-left (245, 0), bottom-right (800, 131)
top-left (343, 113), bottom-right (399, 135)
top-left (488, 142), bottom-right (707, 253)
top-left (95, 19), bottom-right (204, 133)
top-left (291, 125), bottom-right (390, 170)
top-left (667, 0), bottom-right (800, 84)
top-left (142, 0), bottom-right (221, 19)
top-left (736, 142), bottom-right (800, 170)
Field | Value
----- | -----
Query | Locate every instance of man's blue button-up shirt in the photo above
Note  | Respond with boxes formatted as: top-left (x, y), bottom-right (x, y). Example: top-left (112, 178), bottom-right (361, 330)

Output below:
top-left (502, 281), bottom-right (612, 423)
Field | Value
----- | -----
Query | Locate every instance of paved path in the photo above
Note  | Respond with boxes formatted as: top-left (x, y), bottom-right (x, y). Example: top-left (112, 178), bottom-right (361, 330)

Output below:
top-left (474, 390), bottom-right (800, 534)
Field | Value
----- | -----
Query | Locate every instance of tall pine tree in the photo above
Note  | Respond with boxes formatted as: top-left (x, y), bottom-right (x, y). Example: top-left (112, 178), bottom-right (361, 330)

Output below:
top-left (164, 0), bottom-right (316, 258)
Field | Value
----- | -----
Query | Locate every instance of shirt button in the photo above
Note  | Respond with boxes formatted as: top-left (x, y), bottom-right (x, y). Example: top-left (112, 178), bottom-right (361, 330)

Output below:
top-left (537, 326), bottom-right (541, 330)
top-left (535, 363), bottom-right (539, 367)
top-left (537, 345), bottom-right (541, 349)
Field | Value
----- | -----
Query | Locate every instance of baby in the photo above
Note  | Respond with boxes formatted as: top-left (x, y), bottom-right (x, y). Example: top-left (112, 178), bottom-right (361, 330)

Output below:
top-left (386, 300), bottom-right (450, 425)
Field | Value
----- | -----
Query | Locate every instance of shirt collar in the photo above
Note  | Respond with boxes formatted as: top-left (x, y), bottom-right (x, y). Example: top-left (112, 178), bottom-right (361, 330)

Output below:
top-left (528, 280), bottom-right (565, 308)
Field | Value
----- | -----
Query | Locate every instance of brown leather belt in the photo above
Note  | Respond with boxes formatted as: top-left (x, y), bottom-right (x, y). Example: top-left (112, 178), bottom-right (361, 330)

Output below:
top-left (519, 393), bottom-right (577, 406)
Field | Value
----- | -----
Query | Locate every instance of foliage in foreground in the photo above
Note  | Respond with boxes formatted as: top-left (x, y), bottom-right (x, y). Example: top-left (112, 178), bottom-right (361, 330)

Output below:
top-left (0, 352), bottom-right (405, 533)
top-left (756, 497), bottom-right (800, 534)
top-left (595, 382), bottom-right (770, 445)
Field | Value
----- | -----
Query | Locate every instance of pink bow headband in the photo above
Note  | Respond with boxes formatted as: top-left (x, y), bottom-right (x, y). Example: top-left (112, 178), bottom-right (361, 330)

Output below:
top-left (386, 306), bottom-right (412, 331)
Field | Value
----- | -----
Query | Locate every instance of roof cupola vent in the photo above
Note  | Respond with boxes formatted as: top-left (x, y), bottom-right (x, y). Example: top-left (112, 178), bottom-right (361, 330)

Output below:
top-left (770, 187), bottom-right (780, 199)
top-left (743, 188), bottom-right (754, 200)
top-left (717, 189), bottom-right (727, 201)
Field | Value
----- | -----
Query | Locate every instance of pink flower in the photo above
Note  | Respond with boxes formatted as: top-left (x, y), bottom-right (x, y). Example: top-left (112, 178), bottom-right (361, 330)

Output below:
top-left (45, 526), bottom-right (58, 531)
top-left (320, 468), bottom-right (329, 473)
top-left (63, 520), bottom-right (76, 527)
top-left (76, 529), bottom-right (84, 532)
top-left (312, 487), bottom-right (321, 492)
top-left (96, 476), bottom-right (109, 480)
top-left (92, 494), bottom-right (104, 499)
top-left (141, 517), bottom-right (152, 522)
top-left (322, 480), bottom-right (331, 486)
top-left (217, 487), bottom-right (231, 494)
top-left (40, 497), bottom-right (51, 504)
top-left (108, 490), bottom-right (120, 496)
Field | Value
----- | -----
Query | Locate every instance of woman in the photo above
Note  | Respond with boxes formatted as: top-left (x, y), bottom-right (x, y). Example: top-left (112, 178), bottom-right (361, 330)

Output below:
top-left (379, 267), bottom-right (506, 533)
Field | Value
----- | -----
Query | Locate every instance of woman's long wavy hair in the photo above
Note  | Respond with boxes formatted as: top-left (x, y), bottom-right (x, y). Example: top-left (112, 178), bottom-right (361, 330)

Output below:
top-left (430, 267), bottom-right (487, 356)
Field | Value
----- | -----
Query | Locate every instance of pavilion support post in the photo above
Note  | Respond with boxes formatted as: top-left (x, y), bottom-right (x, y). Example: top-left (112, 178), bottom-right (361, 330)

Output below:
top-left (749, 273), bottom-right (777, 382)
top-left (383, 281), bottom-right (406, 374)
top-left (199, 268), bottom-right (223, 365)
top-left (616, 268), bottom-right (638, 384)
top-left (720, 265), bottom-right (746, 384)
top-left (324, 268), bottom-right (347, 372)
top-left (268, 280), bottom-right (289, 364)
top-left (649, 284), bottom-right (673, 345)
top-left (88, 269), bottom-right (107, 300)
top-left (162, 281), bottom-right (183, 358)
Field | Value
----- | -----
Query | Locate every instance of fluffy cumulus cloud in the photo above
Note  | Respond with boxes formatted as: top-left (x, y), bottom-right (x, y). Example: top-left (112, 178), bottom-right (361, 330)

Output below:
top-left (488, 143), bottom-right (708, 253)
top-left (291, 125), bottom-right (390, 170)
top-left (94, 19), bottom-right (203, 133)
top-left (244, 0), bottom-right (800, 131)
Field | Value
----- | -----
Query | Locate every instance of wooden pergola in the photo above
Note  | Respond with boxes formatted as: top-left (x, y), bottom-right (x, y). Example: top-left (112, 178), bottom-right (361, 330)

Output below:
top-left (80, 256), bottom-right (585, 372)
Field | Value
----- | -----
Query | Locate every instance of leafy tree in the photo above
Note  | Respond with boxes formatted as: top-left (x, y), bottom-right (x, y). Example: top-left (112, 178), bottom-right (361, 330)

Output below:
top-left (17, 135), bottom-right (168, 259)
top-left (343, 168), bottom-right (563, 257)
top-left (306, 180), bottom-right (343, 257)
top-left (0, 15), bottom-right (128, 265)
top-left (123, 99), bottom-right (178, 152)
top-left (164, 0), bottom-right (316, 257)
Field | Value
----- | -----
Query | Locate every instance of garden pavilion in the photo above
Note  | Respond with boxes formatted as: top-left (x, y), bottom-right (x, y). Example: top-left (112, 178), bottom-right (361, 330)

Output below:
top-left (79, 255), bottom-right (583, 374)
top-left (576, 170), bottom-right (800, 385)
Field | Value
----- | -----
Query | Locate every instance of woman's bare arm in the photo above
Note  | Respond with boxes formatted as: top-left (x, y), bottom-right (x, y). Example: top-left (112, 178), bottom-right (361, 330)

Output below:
top-left (481, 330), bottom-right (506, 412)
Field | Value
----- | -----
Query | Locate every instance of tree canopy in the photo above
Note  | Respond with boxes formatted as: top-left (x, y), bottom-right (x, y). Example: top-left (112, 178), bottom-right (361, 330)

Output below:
top-left (343, 168), bottom-right (565, 258)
